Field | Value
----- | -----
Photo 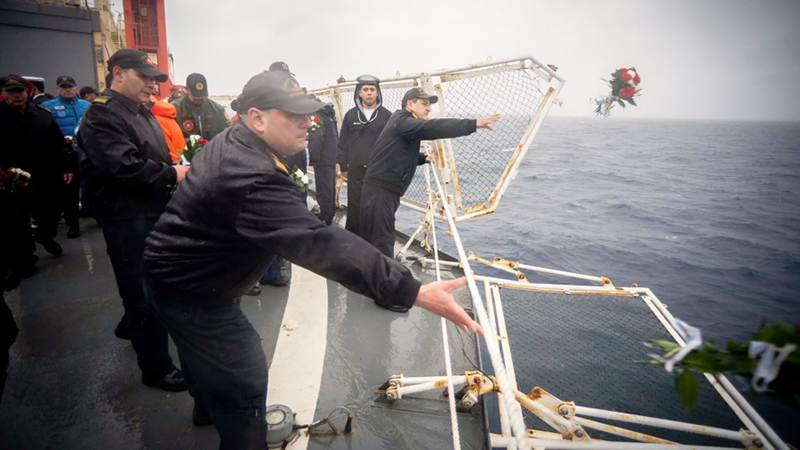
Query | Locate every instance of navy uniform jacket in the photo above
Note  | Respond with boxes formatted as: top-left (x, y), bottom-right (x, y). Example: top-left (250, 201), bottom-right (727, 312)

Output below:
top-left (77, 90), bottom-right (177, 221)
top-left (0, 100), bottom-right (71, 189)
top-left (364, 110), bottom-right (476, 195)
top-left (336, 105), bottom-right (390, 175)
top-left (308, 105), bottom-right (339, 167)
top-left (143, 120), bottom-right (421, 308)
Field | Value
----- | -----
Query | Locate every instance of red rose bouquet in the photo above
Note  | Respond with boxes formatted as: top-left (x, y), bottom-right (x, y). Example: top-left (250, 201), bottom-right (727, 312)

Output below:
top-left (0, 167), bottom-right (32, 192)
top-left (307, 115), bottom-right (321, 139)
top-left (593, 67), bottom-right (642, 117)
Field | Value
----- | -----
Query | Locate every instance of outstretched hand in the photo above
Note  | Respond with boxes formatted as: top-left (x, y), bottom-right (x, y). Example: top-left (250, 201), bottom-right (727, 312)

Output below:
top-left (476, 114), bottom-right (500, 131)
top-left (414, 277), bottom-right (483, 335)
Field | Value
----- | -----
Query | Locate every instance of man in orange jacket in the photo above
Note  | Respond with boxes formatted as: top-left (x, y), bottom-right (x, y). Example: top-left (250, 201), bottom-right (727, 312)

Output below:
top-left (149, 95), bottom-right (184, 163)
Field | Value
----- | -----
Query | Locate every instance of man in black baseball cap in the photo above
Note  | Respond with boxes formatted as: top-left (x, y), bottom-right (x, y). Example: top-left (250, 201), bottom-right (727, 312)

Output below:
top-left (360, 87), bottom-right (499, 261)
top-left (142, 69), bottom-right (482, 446)
top-left (106, 49), bottom-right (168, 82)
top-left (56, 75), bottom-right (77, 88)
top-left (268, 61), bottom-right (294, 75)
top-left (79, 86), bottom-right (98, 102)
top-left (173, 72), bottom-right (228, 142)
top-left (400, 86), bottom-right (438, 106)
top-left (75, 48), bottom-right (189, 393)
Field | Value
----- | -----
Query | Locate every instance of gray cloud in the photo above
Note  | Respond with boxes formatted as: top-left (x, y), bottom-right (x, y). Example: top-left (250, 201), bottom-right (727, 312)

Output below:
top-left (160, 0), bottom-right (800, 121)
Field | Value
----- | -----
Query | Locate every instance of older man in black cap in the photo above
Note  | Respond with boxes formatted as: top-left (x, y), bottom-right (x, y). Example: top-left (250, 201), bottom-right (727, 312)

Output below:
top-left (1, 75), bottom-right (73, 262)
top-left (141, 69), bottom-right (482, 448)
top-left (76, 49), bottom-right (190, 392)
top-left (360, 88), bottom-right (499, 270)
top-left (172, 72), bottom-right (229, 143)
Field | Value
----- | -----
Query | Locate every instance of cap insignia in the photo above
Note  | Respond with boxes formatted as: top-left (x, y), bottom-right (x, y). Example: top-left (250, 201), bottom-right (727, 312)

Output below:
top-left (195, 82), bottom-right (204, 91)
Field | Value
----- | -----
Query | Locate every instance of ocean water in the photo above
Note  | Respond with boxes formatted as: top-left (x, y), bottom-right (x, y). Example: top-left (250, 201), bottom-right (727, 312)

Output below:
top-left (394, 116), bottom-right (800, 444)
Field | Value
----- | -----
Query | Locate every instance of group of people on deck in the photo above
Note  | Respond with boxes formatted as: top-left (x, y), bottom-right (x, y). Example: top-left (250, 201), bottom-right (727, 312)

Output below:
top-left (1, 47), bottom-right (497, 448)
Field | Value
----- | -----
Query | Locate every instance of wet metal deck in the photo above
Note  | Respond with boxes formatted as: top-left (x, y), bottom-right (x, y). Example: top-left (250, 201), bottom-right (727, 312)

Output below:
top-left (1, 214), bottom-right (485, 449)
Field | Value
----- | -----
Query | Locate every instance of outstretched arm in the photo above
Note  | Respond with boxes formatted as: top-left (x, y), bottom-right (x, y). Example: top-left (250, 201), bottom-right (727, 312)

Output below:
top-left (414, 277), bottom-right (483, 335)
top-left (476, 114), bottom-right (500, 130)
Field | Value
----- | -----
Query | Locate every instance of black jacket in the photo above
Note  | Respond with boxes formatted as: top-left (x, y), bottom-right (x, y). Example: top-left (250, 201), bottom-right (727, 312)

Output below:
top-left (0, 100), bottom-right (72, 189)
top-left (308, 104), bottom-right (339, 166)
top-left (336, 105), bottom-right (390, 175)
top-left (77, 90), bottom-right (177, 221)
top-left (364, 110), bottom-right (476, 195)
top-left (143, 121), bottom-right (421, 308)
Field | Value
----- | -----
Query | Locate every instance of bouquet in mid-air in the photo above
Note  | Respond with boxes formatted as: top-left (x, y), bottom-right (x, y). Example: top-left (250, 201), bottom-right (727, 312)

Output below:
top-left (593, 67), bottom-right (642, 117)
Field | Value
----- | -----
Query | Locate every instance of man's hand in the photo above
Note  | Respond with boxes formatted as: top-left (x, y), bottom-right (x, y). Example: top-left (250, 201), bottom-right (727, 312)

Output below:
top-left (63, 173), bottom-right (74, 185)
top-left (174, 165), bottom-right (189, 182)
top-left (425, 155), bottom-right (434, 164)
top-left (414, 277), bottom-right (483, 335)
top-left (476, 114), bottom-right (500, 131)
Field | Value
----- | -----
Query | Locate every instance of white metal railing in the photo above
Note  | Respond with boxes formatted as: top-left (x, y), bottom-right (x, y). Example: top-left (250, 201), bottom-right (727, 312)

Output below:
top-left (307, 56), bottom-right (566, 223)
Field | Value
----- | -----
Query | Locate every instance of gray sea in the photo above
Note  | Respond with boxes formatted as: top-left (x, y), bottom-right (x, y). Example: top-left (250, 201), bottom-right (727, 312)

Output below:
top-left (393, 116), bottom-right (800, 445)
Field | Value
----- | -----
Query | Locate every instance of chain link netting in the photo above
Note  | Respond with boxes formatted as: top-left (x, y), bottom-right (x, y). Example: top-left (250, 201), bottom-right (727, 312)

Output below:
top-left (490, 288), bottom-right (745, 446)
top-left (309, 60), bottom-right (553, 219)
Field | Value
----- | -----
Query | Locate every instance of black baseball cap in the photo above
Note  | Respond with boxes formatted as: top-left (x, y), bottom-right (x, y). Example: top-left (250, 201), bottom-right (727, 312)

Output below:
top-left (1, 75), bottom-right (27, 92)
top-left (57, 75), bottom-right (77, 87)
top-left (231, 71), bottom-right (323, 115)
top-left (187, 73), bottom-right (208, 98)
top-left (107, 49), bottom-right (168, 82)
top-left (79, 86), bottom-right (98, 97)
top-left (268, 61), bottom-right (294, 75)
top-left (402, 87), bottom-right (438, 105)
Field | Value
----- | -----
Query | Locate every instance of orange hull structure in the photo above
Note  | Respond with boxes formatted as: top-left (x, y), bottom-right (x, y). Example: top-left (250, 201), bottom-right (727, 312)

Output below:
top-left (123, 0), bottom-right (171, 98)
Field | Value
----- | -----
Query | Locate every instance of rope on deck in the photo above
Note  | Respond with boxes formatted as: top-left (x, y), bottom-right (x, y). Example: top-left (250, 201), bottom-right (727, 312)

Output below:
top-left (424, 159), bottom-right (531, 450)
top-left (424, 164), bottom-right (461, 450)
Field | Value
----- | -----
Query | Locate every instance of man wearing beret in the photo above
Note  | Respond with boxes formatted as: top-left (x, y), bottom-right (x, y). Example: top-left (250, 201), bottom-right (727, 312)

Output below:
top-left (141, 70), bottom-right (482, 448)
top-left (76, 49), bottom-right (190, 392)
top-left (360, 88), bottom-right (499, 271)
top-left (172, 73), bottom-right (229, 143)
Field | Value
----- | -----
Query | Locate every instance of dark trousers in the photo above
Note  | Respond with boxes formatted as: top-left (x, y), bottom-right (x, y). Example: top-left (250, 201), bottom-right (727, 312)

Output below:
top-left (314, 165), bottom-right (336, 225)
top-left (260, 256), bottom-right (282, 283)
top-left (0, 295), bottom-right (18, 410)
top-left (32, 184), bottom-right (61, 241)
top-left (360, 183), bottom-right (401, 258)
top-left (144, 282), bottom-right (269, 449)
top-left (344, 165), bottom-right (367, 235)
top-left (62, 173), bottom-right (80, 228)
top-left (101, 217), bottom-right (176, 379)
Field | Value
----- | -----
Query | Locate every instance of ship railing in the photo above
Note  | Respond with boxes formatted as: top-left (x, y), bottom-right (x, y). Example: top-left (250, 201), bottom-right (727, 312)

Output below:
top-left (307, 55), bottom-right (566, 223)
top-left (386, 136), bottom-right (790, 450)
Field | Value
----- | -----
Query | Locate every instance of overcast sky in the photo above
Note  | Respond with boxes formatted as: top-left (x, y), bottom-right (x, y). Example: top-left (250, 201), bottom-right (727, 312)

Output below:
top-left (144, 0), bottom-right (799, 121)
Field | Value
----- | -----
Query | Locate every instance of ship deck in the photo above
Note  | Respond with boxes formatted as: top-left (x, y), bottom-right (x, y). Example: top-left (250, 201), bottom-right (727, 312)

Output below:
top-left (0, 211), bottom-right (486, 449)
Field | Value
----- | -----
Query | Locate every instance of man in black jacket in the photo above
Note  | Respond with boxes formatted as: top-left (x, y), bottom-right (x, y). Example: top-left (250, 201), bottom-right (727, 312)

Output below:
top-left (308, 102), bottom-right (339, 225)
top-left (1, 75), bottom-right (73, 264)
top-left (77, 49), bottom-right (190, 392)
top-left (337, 75), bottom-right (390, 235)
top-left (360, 87), bottom-right (499, 262)
top-left (141, 70), bottom-right (482, 448)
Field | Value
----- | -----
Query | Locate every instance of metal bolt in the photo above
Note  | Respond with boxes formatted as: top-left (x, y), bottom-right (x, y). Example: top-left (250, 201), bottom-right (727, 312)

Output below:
top-left (574, 429), bottom-right (584, 438)
top-left (559, 406), bottom-right (570, 416)
top-left (753, 438), bottom-right (763, 448)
